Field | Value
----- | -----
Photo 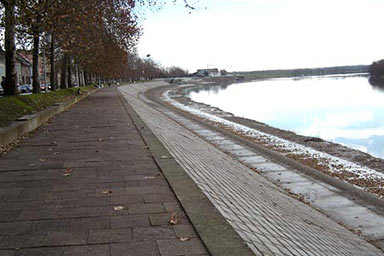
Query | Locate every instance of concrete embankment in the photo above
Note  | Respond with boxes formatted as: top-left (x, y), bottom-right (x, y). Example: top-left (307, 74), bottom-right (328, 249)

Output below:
top-left (119, 81), bottom-right (384, 256)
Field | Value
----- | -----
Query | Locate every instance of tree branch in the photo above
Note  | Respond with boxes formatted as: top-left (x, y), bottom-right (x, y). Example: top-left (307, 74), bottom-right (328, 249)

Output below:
top-left (183, 0), bottom-right (195, 10)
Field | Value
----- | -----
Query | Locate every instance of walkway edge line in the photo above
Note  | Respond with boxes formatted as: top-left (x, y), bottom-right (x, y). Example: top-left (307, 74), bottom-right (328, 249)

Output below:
top-left (0, 89), bottom-right (97, 148)
top-left (118, 91), bottom-right (255, 256)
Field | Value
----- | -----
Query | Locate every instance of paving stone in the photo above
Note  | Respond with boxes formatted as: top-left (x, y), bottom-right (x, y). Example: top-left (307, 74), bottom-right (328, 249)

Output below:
top-left (111, 215), bottom-right (151, 228)
top-left (109, 181), bottom-right (141, 188)
top-left (42, 231), bottom-right (88, 246)
top-left (157, 238), bottom-right (208, 256)
top-left (163, 202), bottom-right (184, 214)
top-left (0, 233), bottom-right (46, 249)
top-left (14, 247), bottom-right (64, 256)
top-left (69, 216), bottom-right (110, 231)
top-left (128, 203), bottom-right (165, 214)
top-left (148, 213), bottom-right (188, 226)
top-left (111, 195), bottom-right (145, 205)
top-left (30, 219), bottom-right (70, 232)
top-left (63, 245), bottom-right (111, 256)
top-left (0, 250), bottom-right (15, 256)
top-left (0, 222), bottom-right (31, 235)
top-left (140, 179), bottom-right (169, 187)
top-left (132, 227), bottom-right (175, 241)
top-left (17, 209), bottom-right (56, 221)
top-left (111, 241), bottom-right (160, 256)
top-left (89, 228), bottom-right (132, 244)
top-left (144, 194), bottom-right (178, 203)
top-left (173, 225), bottom-right (199, 238)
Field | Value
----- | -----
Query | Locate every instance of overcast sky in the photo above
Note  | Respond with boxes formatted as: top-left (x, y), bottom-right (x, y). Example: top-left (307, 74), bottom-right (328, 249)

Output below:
top-left (137, 0), bottom-right (384, 72)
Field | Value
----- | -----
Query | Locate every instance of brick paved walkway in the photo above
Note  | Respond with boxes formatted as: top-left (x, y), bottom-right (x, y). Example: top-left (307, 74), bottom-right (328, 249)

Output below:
top-left (0, 88), bottom-right (209, 255)
top-left (119, 82), bottom-right (384, 256)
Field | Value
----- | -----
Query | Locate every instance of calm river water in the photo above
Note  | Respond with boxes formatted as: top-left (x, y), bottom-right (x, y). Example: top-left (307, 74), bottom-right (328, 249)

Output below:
top-left (188, 74), bottom-right (384, 159)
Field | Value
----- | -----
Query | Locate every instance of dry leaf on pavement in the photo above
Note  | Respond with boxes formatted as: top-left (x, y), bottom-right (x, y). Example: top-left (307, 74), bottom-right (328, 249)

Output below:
top-left (169, 213), bottom-right (181, 225)
top-left (113, 206), bottom-right (124, 211)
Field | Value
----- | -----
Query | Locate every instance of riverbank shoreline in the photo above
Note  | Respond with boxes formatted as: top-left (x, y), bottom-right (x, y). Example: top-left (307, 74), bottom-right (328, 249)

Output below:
top-left (167, 76), bottom-right (384, 197)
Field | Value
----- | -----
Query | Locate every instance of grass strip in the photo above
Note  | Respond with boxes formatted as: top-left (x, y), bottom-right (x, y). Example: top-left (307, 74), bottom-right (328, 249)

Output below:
top-left (0, 86), bottom-right (95, 127)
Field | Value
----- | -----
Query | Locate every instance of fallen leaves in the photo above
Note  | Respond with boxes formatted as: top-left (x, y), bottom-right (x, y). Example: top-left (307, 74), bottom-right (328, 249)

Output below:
top-left (169, 213), bottom-right (181, 225)
top-left (62, 167), bottom-right (73, 177)
top-left (113, 206), bottom-right (124, 211)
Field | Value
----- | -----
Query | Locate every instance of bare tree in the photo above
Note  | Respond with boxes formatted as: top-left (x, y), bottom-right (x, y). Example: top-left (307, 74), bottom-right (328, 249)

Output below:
top-left (1, 0), bottom-right (17, 95)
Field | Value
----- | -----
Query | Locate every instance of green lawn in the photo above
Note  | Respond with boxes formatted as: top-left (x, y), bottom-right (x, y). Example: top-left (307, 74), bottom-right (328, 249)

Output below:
top-left (0, 86), bottom-right (96, 127)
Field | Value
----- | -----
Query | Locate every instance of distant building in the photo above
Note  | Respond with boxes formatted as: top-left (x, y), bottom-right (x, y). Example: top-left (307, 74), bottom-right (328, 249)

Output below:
top-left (0, 49), bottom-right (32, 85)
top-left (193, 68), bottom-right (220, 77)
top-left (16, 52), bottom-right (32, 85)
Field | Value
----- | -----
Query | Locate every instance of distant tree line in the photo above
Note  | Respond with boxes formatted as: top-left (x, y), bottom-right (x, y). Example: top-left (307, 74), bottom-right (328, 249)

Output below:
top-left (369, 60), bottom-right (384, 86)
top-left (124, 57), bottom-right (188, 81)
top-left (369, 60), bottom-right (384, 78)
top-left (0, 0), bottom-right (191, 96)
top-left (233, 65), bottom-right (370, 79)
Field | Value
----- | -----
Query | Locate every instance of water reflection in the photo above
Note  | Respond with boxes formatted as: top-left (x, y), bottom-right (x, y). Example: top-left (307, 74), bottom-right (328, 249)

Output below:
top-left (186, 83), bottom-right (231, 95)
top-left (369, 76), bottom-right (384, 93)
top-left (188, 74), bottom-right (384, 159)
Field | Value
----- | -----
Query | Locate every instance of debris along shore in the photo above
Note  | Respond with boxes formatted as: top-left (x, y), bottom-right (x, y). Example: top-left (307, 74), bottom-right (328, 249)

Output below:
top-left (165, 77), bottom-right (384, 198)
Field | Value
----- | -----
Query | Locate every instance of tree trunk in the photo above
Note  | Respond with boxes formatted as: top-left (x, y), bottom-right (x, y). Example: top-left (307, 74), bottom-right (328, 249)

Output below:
top-left (67, 57), bottom-right (72, 88)
top-left (83, 71), bottom-right (87, 85)
top-left (50, 33), bottom-right (56, 91)
top-left (75, 65), bottom-right (79, 86)
top-left (60, 54), bottom-right (68, 89)
top-left (3, 0), bottom-right (17, 96)
top-left (80, 70), bottom-right (85, 86)
top-left (32, 31), bottom-right (40, 94)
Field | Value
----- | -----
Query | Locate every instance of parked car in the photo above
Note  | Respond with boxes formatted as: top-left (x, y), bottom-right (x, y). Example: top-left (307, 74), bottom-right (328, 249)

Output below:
top-left (0, 85), bottom-right (4, 95)
top-left (39, 83), bottom-right (52, 91)
top-left (18, 84), bottom-right (32, 93)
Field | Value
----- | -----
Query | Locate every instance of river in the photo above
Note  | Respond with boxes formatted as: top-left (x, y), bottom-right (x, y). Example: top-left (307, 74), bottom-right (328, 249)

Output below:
top-left (188, 74), bottom-right (384, 159)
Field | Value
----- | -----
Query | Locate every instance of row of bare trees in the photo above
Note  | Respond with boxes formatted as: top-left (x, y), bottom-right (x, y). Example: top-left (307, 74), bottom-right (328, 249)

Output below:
top-left (0, 0), bottom-right (190, 96)
top-left (124, 55), bottom-right (188, 81)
